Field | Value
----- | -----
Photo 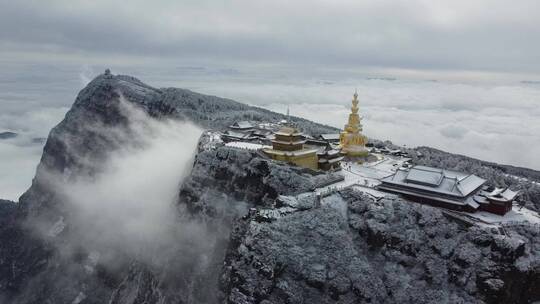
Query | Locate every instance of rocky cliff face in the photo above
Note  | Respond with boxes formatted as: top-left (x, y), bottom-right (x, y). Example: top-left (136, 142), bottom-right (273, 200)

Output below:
top-left (0, 72), bottom-right (539, 304)
top-left (221, 190), bottom-right (540, 304)
top-left (180, 146), bottom-right (343, 216)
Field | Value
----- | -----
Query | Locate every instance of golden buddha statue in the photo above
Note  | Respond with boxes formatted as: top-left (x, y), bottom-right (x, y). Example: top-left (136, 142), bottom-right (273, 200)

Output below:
top-left (339, 91), bottom-right (369, 157)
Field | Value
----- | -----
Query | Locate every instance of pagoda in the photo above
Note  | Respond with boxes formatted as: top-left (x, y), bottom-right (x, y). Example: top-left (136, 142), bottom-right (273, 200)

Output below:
top-left (271, 126), bottom-right (306, 151)
top-left (263, 123), bottom-right (318, 170)
top-left (339, 91), bottom-right (369, 157)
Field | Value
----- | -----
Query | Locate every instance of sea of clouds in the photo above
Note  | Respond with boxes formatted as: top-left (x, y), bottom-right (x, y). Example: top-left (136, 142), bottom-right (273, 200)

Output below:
top-left (1, 63), bottom-right (539, 201)
top-left (255, 80), bottom-right (540, 170)
top-left (167, 71), bottom-right (540, 172)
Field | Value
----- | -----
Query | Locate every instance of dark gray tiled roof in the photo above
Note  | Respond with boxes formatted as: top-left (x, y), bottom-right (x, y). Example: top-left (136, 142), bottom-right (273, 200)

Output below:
top-left (381, 165), bottom-right (486, 198)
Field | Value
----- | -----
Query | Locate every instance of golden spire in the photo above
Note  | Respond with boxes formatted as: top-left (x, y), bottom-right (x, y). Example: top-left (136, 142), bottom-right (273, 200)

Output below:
top-left (339, 91), bottom-right (368, 157)
top-left (351, 90), bottom-right (359, 114)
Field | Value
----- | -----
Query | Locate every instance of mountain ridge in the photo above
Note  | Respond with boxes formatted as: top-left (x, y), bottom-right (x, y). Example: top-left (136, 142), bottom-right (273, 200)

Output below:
top-left (0, 72), bottom-right (539, 303)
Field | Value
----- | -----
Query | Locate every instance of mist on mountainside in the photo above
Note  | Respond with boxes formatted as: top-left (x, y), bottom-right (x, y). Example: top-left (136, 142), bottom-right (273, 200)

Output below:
top-left (38, 99), bottom-right (209, 265)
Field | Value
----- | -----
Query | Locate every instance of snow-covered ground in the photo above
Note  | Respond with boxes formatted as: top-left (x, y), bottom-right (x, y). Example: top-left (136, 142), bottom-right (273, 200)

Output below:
top-left (225, 141), bottom-right (270, 150)
top-left (349, 154), bottom-right (407, 180)
top-left (466, 204), bottom-right (540, 226)
top-left (315, 154), bottom-right (408, 199)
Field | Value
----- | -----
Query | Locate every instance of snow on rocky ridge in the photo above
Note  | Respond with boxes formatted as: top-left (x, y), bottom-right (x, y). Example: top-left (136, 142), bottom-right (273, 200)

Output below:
top-left (0, 72), bottom-right (539, 303)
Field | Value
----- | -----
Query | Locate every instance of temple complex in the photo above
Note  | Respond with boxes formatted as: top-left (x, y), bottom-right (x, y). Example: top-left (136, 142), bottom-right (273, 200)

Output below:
top-left (217, 101), bottom-right (521, 217)
top-left (263, 126), bottom-right (319, 170)
top-left (339, 91), bottom-right (369, 157)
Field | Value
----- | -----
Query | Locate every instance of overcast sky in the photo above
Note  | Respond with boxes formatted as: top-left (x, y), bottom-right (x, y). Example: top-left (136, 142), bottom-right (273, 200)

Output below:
top-left (1, 1), bottom-right (540, 200)
top-left (1, 0), bottom-right (540, 78)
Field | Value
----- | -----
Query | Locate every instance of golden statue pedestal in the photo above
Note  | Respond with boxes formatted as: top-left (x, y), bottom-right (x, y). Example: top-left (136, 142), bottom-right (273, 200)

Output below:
top-left (339, 133), bottom-right (369, 157)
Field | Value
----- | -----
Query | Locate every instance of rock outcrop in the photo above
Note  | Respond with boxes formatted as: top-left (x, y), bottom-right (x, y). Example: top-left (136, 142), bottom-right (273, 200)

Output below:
top-left (221, 190), bottom-right (540, 304)
top-left (180, 146), bottom-right (342, 215)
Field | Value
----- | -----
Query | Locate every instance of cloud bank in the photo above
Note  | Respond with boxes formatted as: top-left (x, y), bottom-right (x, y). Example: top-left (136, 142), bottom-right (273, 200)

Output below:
top-left (238, 79), bottom-right (540, 170)
top-left (0, 107), bottom-right (69, 201)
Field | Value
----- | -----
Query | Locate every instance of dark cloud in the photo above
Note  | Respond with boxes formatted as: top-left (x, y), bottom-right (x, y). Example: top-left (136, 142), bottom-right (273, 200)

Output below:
top-left (1, 0), bottom-right (540, 74)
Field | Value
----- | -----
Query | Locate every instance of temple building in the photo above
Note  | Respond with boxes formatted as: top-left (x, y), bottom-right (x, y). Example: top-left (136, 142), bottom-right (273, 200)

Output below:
top-left (263, 126), bottom-right (318, 170)
top-left (340, 91), bottom-right (369, 157)
top-left (474, 186), bottom-right (518, 215)
top-left (229, 121), bottom-right (255, 131)
top-left (318, 133), bottom-right (341, 143)
top-left (378, 165), bottom-right (518, 215)
top-left (317, 148), bottom-right (344, 171)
